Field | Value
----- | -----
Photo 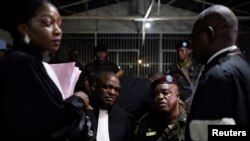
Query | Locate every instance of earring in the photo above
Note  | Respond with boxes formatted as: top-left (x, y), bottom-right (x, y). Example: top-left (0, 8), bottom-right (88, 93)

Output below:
top-left (24, 34), bottom-right (30, 44)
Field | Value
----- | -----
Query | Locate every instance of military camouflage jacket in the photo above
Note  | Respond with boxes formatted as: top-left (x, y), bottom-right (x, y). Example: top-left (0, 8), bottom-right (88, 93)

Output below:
top-left (134, 104), bottom-right (186, 141)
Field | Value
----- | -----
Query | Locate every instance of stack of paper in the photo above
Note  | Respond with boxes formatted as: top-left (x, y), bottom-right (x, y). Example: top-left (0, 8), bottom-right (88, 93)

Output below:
top-left (50, 62), bottom-right (82, 99)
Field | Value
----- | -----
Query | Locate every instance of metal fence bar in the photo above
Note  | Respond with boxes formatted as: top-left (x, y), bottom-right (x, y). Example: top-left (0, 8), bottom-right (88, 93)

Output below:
top-left (60, 33), bottom-right (189, 77)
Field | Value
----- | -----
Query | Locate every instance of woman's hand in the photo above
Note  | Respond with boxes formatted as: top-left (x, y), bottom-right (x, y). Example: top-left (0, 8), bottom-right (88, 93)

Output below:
top-left (74, 91), bottom-right (94, 110)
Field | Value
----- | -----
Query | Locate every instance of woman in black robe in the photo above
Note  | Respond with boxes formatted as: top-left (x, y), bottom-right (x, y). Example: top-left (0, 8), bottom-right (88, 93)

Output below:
top-left (0, 0), bottom-right (93, 140)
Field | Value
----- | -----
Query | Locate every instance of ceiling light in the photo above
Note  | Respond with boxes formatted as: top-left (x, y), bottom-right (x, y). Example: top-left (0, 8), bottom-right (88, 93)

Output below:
top-left (145, 22), bottom-right (151, 28)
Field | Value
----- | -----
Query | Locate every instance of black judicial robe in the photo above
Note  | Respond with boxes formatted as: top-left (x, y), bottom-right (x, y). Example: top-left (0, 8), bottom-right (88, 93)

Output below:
top-left (0, 46), bottom-right (87, 141)
top-left (87, 104), bottom-right (135, 141)
top-left (186, 51), bottom-right (250, 140)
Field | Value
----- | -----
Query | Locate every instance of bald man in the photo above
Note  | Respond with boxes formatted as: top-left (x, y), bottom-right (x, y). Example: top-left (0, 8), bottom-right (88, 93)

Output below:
top-left (186, 5), bottom-right (250, 141)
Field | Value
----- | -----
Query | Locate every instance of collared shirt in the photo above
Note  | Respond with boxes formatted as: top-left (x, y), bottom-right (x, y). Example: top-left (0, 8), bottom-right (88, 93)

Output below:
top-left (96, 109), bottom-right (110, 141)
top-left (207, 45), bottom-right (237, 65)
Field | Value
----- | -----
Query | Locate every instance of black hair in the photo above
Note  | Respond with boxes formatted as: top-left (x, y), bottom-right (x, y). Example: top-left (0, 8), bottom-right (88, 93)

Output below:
top-left (0, 0), bottom-right (56, 40)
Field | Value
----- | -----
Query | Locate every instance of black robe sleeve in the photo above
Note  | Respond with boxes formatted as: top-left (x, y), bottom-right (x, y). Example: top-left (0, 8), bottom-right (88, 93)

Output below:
top-left (0, 51), bottom-right (86, 141)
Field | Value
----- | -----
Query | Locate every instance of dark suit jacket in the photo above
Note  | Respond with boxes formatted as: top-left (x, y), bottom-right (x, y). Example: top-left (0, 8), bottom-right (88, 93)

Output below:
top-left (116, 76), bottom-right (155, 121)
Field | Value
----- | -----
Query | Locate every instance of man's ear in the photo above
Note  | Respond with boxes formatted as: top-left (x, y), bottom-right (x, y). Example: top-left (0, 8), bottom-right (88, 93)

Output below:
top-left (17, 24), bottom-right (28, 36)
top-left (207, 26), bottom-right (215, 43)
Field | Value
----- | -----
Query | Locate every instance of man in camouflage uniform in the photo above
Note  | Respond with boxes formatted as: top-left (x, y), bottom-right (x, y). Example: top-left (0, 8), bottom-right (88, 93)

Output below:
top-left (134, 74), bottom-right (187, 141)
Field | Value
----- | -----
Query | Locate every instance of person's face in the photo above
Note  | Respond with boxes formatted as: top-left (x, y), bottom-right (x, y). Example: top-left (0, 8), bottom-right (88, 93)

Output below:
top-left (26, 2), bottom-right (62, 53)
top-left (96, 51), bottom-right (108, 62)
top-left (177, 47), bottom-right (190, 61)
top-left (94, 74), bottom-right (120, 109)
top-left (153, 84), bottom-right (179, 114)
top-left (190, 22), bottom-right (209, 64)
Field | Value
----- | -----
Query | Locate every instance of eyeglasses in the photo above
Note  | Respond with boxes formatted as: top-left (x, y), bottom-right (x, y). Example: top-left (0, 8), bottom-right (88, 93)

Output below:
top-left (101, 84), bottom-right (120, 93)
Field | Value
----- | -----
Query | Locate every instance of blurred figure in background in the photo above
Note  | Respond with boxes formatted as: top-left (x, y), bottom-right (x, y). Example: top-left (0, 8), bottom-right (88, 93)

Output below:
top-left (84, 44), bottom-right (125, 95)
top-left (167, 40), bottom-right (202, 111)
top-left (67, 49), bottom-right (84, 71)
top-left (116, 75), bottom-right (155, 122)
top-left (48, 51), bottom-right (63, 64)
